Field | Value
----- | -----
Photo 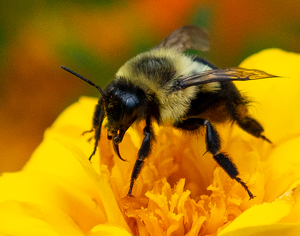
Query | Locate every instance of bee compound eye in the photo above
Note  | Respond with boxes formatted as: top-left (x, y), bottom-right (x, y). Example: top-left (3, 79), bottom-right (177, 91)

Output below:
top-left (125, 96), bottom-right (137, 112)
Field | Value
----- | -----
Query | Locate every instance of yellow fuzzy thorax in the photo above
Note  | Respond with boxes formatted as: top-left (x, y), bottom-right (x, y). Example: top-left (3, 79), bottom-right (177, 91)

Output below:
top-left (116, 48), bottom-right (220, 123)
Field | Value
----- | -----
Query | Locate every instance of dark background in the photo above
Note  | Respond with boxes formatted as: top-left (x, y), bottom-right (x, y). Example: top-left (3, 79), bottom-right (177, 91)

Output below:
top-left (1, 0), bottom-right (299, 173)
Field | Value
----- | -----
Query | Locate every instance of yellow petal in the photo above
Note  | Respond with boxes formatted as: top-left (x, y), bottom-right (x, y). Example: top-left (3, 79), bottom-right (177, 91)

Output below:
top-left (263, 136), bottom-right (300, 202)
top-left (24, 96), bottom-right (98, 174)
top-left (219, 191), bottom-right (294, 235)
top-left (57, 138), bottom-right (131, 233)
top-left (0, 200), bottom-right (84, 236)
top-left (219, 224), bottom-right (300, 236)
top-left (280, 185), bottom-right (300, 223)
top-left (237, 48), bottom-right (300, 143)
top-left (0, 169), bottom-right (106, 232)
top-left (88, 224), bottom-right (132, 236)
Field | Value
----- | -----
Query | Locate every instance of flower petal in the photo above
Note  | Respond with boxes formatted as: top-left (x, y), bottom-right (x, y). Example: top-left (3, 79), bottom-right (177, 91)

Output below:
top-left (220, 224), bottom-right (300, 236)
top-left (88, 224), bottom-right (132, 236)
top-left (0, 200), bottom-right (84, 236)
top-left (219, 188), bottom-right (298, 236)
top-left (57, 138), bottom-right (131, 233)
top-left (237, 48), bottom-right (300, 144)
top-left (0, 167), bottom-right (106, 232)
top-left (263, 136), bottom-right (300, 202)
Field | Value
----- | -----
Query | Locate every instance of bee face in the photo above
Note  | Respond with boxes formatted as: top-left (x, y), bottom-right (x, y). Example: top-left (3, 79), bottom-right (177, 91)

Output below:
top-left (104, 83), bottom-right (143, 144)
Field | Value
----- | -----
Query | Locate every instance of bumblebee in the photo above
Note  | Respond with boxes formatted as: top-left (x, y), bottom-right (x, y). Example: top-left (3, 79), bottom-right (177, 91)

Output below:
top-left (62, 25), bottom-right (275, 199)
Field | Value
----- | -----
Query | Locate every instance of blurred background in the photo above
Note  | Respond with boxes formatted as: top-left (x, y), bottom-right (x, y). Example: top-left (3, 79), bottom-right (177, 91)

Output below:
top-left (0, 0), bottom-right (300, 173)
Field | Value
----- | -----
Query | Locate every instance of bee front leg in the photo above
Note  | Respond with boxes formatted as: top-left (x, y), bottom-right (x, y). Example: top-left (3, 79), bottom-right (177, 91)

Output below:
top-left (176, 118), bottom-right (254, 199)
top-left (89, 105), bottom-right (105, 161)
top-left (128, 116), bottom-right (154, 196)
top-left (89, 127), bottom-right (101, 161)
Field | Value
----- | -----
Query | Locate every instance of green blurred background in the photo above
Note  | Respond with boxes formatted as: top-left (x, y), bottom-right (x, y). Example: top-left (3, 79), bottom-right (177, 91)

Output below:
top-left (0, 0), bottom-right (299, 173)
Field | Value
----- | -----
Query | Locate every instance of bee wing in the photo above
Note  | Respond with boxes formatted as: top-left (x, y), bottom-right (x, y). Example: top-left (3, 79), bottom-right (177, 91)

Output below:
top-left (171, 67), bottom-right (278, 91)
top-left (155, 25), bottom-right (210, 53)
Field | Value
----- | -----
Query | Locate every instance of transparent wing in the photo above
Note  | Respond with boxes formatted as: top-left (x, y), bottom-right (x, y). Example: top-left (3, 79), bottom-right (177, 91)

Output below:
top-left (155, 25), bottom-right (210, 53)
top-left (171, 67), bottom-right (278, 91)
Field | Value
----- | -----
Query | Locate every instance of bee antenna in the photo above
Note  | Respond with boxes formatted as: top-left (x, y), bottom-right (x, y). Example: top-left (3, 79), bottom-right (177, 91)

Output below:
top-left (61, 66), bottom-right (104, 96)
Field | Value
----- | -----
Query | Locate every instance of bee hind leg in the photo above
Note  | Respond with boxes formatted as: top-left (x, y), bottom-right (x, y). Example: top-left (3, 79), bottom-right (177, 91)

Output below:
top-left (236, 116), bottom-right (271, 143)
top-left (176, 118), bottom-right (255, 199)
top-left (204, 119), bottom-right (255, 199)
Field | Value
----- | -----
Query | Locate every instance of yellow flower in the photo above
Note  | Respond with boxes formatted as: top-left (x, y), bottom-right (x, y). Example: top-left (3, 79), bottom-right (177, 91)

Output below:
top-left (1, 48), bottom-right (300, 235)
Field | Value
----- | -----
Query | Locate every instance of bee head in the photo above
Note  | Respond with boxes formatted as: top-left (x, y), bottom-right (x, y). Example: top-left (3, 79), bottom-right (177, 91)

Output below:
top-left (60, 66), bottom-right (147, 160)
top-left (104, 81), bottom-right (146, 144)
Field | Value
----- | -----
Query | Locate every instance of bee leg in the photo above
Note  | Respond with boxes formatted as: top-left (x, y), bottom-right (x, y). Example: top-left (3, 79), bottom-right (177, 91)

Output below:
top-left (236, 116), bottom-right (271, 143)
top-left (82, 129), bottom-right (94, 135)
top-left (176, 118), bottom-right (254, 199)
top-left (89, 106), bottom-right (105, 161)
top-left (81, 129), bottom-right (94, 142)
top-left (89, 127), bottom-right (101, 161)
top-left (128, 116), bottom-right (154, 196)
top-left (225, 92), bottom-right (271, 143)
top-left (204, 120), bottom-right (255, 199)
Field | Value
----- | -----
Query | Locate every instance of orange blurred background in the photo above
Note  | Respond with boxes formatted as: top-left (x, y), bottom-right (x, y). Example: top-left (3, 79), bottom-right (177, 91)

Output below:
top-left (1, 0), bottom-right (299, 173)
